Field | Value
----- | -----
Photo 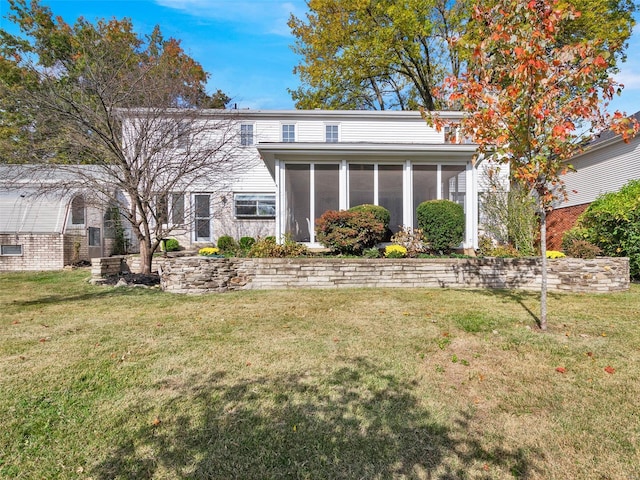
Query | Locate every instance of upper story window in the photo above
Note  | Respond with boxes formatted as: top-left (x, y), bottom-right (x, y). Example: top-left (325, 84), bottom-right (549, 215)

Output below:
top-left (444, 125), bottom-right (458, 144)
top-left (174, 121), bottom-right (190, 149)
top-left (240, 124), bottom-right (254, 146)
top-left (71, 195), bottom-right (85, 225)
top-left (325, 124), bottom-right (339, 143)
top-left (282, 124), bottom-right (295, 143)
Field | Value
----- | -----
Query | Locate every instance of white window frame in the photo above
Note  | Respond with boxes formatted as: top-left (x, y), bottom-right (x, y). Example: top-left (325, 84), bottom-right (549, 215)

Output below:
top-left (234, 193), bottom-right (276, 218)
top-left (0, 245), bottom-right (23, 256)
top-left (193, 193), bottom-right (213, 242)
top-left (325, 124), bottom-right (339, 143)
top-left (240, 123), bottom-right (254, 146)
top-left (282, 124), bottom-right (296, 143)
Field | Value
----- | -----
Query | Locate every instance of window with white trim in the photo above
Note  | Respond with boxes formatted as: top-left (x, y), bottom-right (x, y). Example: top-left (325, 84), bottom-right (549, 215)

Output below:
top-left (234, 194), bottom-right (276, 218)
top-left (240, 124), bottom-right (254, 146)
top-left (282, 124), bottom-right (295, 143)
top-left (325, 124), bottom-right (339, 143)
top-left (1, 245), bottom-right (23, 256)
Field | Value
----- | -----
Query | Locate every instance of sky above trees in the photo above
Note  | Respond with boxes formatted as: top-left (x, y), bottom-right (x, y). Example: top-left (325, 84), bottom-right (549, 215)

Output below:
top-left (0, 0), bottom-right (639, 112)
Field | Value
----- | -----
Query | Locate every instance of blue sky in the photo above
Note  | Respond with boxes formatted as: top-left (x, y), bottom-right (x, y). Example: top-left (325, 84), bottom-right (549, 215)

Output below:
top-left (1, 0), bottom-right (639, 114)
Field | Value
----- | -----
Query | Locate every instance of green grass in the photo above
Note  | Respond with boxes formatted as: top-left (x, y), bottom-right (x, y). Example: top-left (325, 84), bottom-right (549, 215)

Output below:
top-left (1, 270), bottom-right (639, 479)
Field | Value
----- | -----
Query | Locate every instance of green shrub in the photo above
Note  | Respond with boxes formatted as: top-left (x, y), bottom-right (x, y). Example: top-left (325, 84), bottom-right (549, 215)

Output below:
top-left (247, 236), bottom-right (308, 258)
top-left (315, 209), bottom-right (386, 255)
top-left (578, 179), bottom-right (640, 279)
top-left (416, 200), bottom-right (465, 253)
top-left (163, 238), bottom-right (180, 252)
top-left (348, 204), bottom-right (391, 238)
top-left (363, 247), bottom-right (381, 258)
top-left (217, 235), bottom-right (237, 252)
top-left (564, 239), bottom-right (602, 259)
top-left (239, 236), bottom-right (256, 250)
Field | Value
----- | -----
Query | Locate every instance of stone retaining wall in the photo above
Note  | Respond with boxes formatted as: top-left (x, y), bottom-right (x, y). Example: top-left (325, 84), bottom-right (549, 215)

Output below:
top-left (156, 257), bottom-right (630, 294)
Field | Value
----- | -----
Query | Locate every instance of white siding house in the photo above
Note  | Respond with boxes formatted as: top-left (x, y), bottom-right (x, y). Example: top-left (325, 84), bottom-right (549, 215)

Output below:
top-left (1, 109), bottom-right (483, 270)
top-left (166, 109), bottom-right (481, 250)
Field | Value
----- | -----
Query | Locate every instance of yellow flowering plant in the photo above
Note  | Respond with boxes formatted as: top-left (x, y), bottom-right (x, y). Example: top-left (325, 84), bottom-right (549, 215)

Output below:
top-left (546, 250), bottom-right (566, 259)
top-left (384, 245), bottom-right (407, 258)
top-left (198, 247), bottom-right (220, 256)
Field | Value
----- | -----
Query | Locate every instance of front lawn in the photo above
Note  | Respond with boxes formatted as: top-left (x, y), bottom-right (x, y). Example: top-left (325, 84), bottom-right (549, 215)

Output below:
top-left (1, 270), bottom-right (639, 479)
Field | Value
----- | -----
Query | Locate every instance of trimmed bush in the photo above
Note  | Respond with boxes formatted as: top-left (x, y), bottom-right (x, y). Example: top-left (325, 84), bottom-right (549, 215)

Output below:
top-left (217, 235), bottom-right (237, 252)
top-left (349, 204), bottom-right (390, 229)
top-left (239, 236), bottom-right (256, 250)
top-left (416, 200), bottom-right (465, 253)
top-left (163, 238), bottom-right (180, 252)
top-left (349, 204), bottom-right (392, 241)
top-left (315, 209), bottom-right (386, 255)
top-left (577, 179), bottom-right (640, 279)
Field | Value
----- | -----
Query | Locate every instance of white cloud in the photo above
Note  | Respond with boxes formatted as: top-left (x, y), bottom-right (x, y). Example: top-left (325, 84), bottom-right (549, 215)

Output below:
top-left (154, 0), bottom-right (305, 36)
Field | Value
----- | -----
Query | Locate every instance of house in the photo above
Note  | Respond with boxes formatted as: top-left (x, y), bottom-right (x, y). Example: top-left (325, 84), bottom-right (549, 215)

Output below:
top-left (156, 109), bottom-right (481, 251)
top-left (0, 189), bottom-right (113, 271)
top-left (1, 109), bottom-right (485, 270)
top-left (546, 111), bottom-right (640, 250)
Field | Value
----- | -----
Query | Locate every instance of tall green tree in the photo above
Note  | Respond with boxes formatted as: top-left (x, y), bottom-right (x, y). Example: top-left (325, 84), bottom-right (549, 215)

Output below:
top-left (289, 0), bottom-right (469, 110)
top-left (0, 0), bottom-right (237, 274)
top-left (289, 0), bottom-right (635, 111)
top-left (432, 0), bottom-right (638, 329)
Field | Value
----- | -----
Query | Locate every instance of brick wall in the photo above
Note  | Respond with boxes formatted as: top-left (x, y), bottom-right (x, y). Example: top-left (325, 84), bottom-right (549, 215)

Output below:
top-left (546, 203), bottom-right (589, 250)
top-left (0, 233), bottom-right (64, 271)
top-left (156, 256), bottom-right (630, 295)
top-left (63, 233), bottom-right (88, 265)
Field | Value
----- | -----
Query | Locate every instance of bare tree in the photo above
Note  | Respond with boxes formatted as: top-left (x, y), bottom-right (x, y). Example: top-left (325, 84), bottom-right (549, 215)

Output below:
top-left (1, 1), bottom-right (244, 273)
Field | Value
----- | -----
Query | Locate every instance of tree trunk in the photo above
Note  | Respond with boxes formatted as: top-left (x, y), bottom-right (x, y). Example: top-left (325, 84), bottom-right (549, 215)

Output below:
top-left (539, 208), bottom-right (548, 331)
top-left (138, 237), bottom-right (153, 275)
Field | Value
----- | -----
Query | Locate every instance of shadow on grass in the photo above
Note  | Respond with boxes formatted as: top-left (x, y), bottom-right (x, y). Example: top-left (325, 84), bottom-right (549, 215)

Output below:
top-left (8, 286), bottom-right (161, 308)
top-left (473, 288), bottom-right (563, 328)
top-left (93, 357), bottom-right (541, 479)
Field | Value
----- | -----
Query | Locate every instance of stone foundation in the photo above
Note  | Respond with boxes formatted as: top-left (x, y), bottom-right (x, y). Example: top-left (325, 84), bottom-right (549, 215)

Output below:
top-left (155, 256), bottom-right (630, 294)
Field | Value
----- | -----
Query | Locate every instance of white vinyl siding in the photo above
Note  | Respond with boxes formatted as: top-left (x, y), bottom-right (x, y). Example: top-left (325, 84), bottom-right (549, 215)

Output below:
top-left (561, 136), bottom-right (640, 207)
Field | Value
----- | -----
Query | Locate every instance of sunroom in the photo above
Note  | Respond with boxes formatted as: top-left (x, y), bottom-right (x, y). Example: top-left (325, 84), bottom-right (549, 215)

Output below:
top-left (257, 142), bottom-right (480, 250)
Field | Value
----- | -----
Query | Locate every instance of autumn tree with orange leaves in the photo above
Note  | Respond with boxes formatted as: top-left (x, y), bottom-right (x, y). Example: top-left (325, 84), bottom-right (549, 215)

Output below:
top-left (433, 0), bottom-right (638, 329)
